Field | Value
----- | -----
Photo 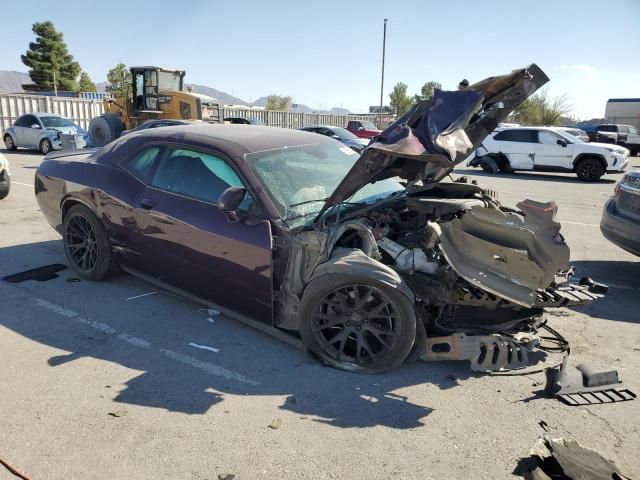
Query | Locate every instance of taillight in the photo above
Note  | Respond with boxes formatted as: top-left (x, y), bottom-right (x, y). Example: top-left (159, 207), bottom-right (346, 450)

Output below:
top-left (614, 182), bottom-right (621, 198)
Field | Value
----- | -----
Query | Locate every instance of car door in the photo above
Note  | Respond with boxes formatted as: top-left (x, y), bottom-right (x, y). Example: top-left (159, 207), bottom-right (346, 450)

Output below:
top-left (534, 130), bottom-right (573, 169)
top-left (12, 115), bottom-right (31, 147)
top-left (493, 129), bottom-right (535, 169)
top-left (139, 146), bottom-right (273, 322)
top-left (627, 126), bottom-right (640, 146)
top-left (22, 114), bottom-right (44, 148)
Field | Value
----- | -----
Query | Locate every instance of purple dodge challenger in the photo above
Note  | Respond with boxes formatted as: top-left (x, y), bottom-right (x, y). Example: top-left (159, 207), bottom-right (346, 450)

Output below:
top-left (35, 65), bottom-right (604, 373)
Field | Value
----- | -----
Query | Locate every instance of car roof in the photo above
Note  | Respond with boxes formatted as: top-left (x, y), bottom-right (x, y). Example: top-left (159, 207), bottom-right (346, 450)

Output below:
top-left (301, 125), bottom-right (340, 129)
top-left (494, 126), bottom-right (559, 132)
top-left (127, 124), bottom-right (333, 155)
top-left (20, 112), bottom-right (61, 118)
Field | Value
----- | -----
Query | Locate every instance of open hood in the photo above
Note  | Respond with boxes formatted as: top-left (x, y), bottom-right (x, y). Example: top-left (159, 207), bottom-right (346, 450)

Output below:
top-left (318, 64), bottom-right (549, 216)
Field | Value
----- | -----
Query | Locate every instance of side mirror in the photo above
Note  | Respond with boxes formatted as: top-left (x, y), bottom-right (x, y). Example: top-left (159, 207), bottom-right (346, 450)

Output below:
top-left (31, 124), bottom-right (41, 129)
top-left (357, 126), bottom-right (365, 132)
top-left (557, 139), bottom-right (567, 147)
top-left (331, 134), bottom-right (341, 140)
top-left (219, 186), bottom-right (246, 212)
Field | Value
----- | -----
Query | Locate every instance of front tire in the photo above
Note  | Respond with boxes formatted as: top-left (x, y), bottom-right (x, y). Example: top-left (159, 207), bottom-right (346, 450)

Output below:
top-left (63, 204), bottom-right (118, 280)
top-left (40, 138), bottom-right (52, 155)
top-left (575, 157), bottom-right (605, 182)
top-left (299, 274), bottom-right (417, 373)
top-left (0, 173), bottom-right (10, 199)
top-left (89, 115), bottom-right (124, 147)
top-left (4, 134), bottom-right (16, 151)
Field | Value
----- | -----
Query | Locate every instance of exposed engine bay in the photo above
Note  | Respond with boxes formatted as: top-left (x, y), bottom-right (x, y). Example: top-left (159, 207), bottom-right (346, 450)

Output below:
top-left (276, 179), bottom-right (605, 372)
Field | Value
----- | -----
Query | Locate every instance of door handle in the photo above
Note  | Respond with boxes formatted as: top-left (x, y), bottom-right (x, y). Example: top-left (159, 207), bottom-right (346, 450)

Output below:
top-left (140, 198), bottom-right (156, 210)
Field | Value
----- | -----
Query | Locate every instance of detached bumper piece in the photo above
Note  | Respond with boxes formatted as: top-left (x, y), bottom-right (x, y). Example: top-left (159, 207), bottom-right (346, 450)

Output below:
top-left (545, 357), bottom-right (636, 406)
top-left (422, 333), bottom-right (538, 371)
top-left (534, 280), bottom-right (607, 308)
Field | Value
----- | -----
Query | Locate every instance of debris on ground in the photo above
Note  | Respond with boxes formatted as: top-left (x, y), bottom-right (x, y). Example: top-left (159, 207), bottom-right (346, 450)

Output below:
top-left (545, 356), bottom-right (636, 405)
top-left (66, 277), bottom-right (81, 283)
top-left (268, 418), bottom-right (283, 430)
top-left (519, 435), bottom-right (631, 479)
top-left (108, 410), bottom-right (128, 418)
top-left (188, 342), bottom-right (220, 353)
top-left (538, 420), bottom-right (550, 432)
top-left (218, 473), bottom-right (236, 480)
top-left (0, 457), bottom-right (32, 480)
top-left (125, 291), bottom-right (158, 301)
top-left (2, 264), bottom-right (67, 283)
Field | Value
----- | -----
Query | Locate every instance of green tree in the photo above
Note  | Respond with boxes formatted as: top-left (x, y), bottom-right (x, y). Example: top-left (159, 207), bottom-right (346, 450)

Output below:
top-left (265, 94), bottom-right (291, 111)
top-left (514, 89), bottom-right (571, 126)
top-left (389, 82), bottom-right (412, 116)
top-left (413, 81), bottom-right (442, 103)
top-left (77, 71), bottom-right (96, 92)
top-left (21, 21), bottom-right (80, 91)
top-left (106, 63), bottom-right (131, 98)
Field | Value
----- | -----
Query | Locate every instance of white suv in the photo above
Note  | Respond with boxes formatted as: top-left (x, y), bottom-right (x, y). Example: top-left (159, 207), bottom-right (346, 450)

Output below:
top-left (469, 126), bottom-right (629, 181)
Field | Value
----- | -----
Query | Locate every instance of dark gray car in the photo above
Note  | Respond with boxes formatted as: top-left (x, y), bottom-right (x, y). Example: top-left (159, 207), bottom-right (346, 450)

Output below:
top-left (601, 170), bottom-right (640, 255)
top-left (299, 125), bottom-right (370, 152)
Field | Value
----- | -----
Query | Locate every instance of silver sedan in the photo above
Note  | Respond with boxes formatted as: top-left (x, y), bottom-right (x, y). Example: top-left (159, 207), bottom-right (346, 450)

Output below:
top-left (3, 112), bottom-right (92, 154)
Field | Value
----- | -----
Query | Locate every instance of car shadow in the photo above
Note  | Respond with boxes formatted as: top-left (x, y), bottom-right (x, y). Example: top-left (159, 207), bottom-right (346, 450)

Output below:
top-left (0, 239), bottom-right (493, 428)
top-left (454, 168), bottom-right (618, 184)
top-left (569, 260), bottom-right (640, 324)
top-left (1, 149), bottom-right (43, 157)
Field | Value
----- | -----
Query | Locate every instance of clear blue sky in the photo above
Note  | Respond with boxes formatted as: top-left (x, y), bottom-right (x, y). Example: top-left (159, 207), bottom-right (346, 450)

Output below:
top-left (2, 0), bottom-right (638, 119)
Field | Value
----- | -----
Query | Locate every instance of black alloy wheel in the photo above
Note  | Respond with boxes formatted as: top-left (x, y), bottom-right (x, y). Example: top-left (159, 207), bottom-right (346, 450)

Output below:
top-left (300, 276), bottom-right (416, 373)
top-left (63, 204), bottom-right (118, 280)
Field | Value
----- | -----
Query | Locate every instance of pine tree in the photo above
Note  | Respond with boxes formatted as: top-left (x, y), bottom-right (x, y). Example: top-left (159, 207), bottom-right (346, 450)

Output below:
top-left (78, 71), bottom-right (96, 92)
top-left (106, 63), bottom-right (131, 98)
top-left (21, 21), bottom-right (81, 92)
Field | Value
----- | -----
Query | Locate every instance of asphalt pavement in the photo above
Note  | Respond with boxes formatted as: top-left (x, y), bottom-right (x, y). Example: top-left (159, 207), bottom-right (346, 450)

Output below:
top-left (1, 149), bottom-right (639, 479)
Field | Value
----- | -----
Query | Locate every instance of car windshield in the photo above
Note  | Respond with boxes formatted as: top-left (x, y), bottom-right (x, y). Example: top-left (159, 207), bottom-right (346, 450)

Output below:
top-left (40, 116), bottom-right (76, 128)
top-left (330, 127), bottom-right (359, 140)
top-left (246, 142), bottom-right (403, 227)
top-left (157, 70), bottom-right (182, 91)
top-left (361, 121), bottom-right (377, 130)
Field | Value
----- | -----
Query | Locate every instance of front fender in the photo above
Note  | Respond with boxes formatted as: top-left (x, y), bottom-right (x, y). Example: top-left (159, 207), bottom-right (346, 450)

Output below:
top-left (309, 247), bottom-right (416, 303)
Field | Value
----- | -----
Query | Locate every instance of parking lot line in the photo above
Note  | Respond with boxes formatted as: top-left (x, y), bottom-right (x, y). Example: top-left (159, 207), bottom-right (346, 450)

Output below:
top-left (561, 220), bottom-right (600, 227)
top-left (12, 181), bottom-right (33, 187)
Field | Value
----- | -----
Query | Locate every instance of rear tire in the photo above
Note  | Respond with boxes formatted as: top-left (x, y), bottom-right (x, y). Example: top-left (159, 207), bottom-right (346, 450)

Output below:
top-left (575, 157), bottom-right (605, 182)
top-left (299, 274), bottom-right (416, 373)
top-left (89, 114), bottom-right (124, 147)
top-left (0, 173), bottom-right (10, 199)
top-left (478, 156), bottom-right (499, 174)
top-left (4, 134), bottom-right (16, 151)
top-left (63, 204), bottom-right (118, 280)
top-left (40, 138), bottom-right (52, 155)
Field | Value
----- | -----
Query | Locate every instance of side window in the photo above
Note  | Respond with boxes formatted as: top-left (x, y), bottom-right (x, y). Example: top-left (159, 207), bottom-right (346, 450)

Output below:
top-left (599, 125), bottom-right (613, 132)
top-left (538, 131), bottom-right (562, 145)
top-left (14, 116), bottom-right (27, 127)
top-left (123, 147), bottom-right (161, 183)
top-left (494, 130), bottom-right (536, 143)
top-left (619, 126), bottom-right (628, 134)
top-left (151, 147), bottom-right (255, 210)
top-left (629, 126), bottom-right (638, 135)
top-left (23, 115), bottom-right (38, 127)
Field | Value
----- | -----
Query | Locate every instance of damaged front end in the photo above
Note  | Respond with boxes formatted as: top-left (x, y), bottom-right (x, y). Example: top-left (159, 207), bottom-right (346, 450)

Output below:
top-left (276, 64), bottom-right (606, 373)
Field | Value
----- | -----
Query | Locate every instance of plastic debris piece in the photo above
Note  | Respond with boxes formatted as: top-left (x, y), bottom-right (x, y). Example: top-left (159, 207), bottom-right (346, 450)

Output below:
top-left (218, 474), bottom-right (236, 480)
top-left (126, 291), bottom-right (158, 301)
top-left (208, 309), bottom-right (221, 316)
top-left (207, 318), bottom-right (216, 324)
top-left (108, 410), bottom-right (127, 418)
top-left (268, 418), bottom-right (283, 430)
top-left (188, 342), bottom-right (220, 353)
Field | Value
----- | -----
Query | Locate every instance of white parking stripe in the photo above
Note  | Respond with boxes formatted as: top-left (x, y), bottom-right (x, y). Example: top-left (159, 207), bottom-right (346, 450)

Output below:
top-left (12, 181), bottom-right (33, 187)
top-left (34, 297), bottom-right (260, 385)
top-left (561, 221), bottom-right (600, 227)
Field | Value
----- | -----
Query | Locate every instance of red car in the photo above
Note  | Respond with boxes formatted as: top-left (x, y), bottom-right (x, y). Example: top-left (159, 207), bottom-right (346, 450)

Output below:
top-left (346, 120), bottom-right (381, 139)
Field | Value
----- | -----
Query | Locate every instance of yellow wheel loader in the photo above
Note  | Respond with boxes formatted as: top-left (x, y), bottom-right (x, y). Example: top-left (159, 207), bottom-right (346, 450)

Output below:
top-left (89, 66), bottom-right (222, 146)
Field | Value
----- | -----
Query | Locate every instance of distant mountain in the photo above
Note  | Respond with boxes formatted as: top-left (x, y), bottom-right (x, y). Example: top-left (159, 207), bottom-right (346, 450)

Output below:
top-left (0, 71), bottom-right (31, 92)
top-left (252, 95), bottom-right (349, 114)
top-left (191, 85), bottom-right (249, 106)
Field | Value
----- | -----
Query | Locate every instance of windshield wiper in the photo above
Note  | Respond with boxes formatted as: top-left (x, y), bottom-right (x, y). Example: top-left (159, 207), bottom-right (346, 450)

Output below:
top-left (288, 197), bottom-right (328, 208)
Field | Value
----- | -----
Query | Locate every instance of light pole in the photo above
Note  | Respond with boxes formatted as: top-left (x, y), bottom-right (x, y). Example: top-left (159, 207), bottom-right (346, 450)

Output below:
top-left (378, 18), bottom-right (387, 129)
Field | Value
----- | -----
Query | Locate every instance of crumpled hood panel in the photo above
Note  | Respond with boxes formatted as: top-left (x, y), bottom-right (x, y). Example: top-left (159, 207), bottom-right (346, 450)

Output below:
top-left (319, 64), bottom-right (549, 215)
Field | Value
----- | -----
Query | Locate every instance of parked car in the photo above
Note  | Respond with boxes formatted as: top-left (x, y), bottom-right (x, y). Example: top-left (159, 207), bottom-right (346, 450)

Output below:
top-left (593, 124), bottom-right (640, 155)
top-left (553, 127), bottom-right (589, 143)
top-left (34, 64), bottom-right (604, 374)
top-left (346, 120), bottom-right (381, 139)
top-left (224, 117), bottom-right (264, 125)
top-left (299, 125), bottom-right (370, 152)
top-left (121, 119), bottom-right (200, 136)
top-left (600, 170), bottom-right (640, 256)
top-left (0, 151), bottom-right (10, 199)
top-left (3, 113), bottom-right (93, 154)
top-left (469, 126), bottom-right (629, 181)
